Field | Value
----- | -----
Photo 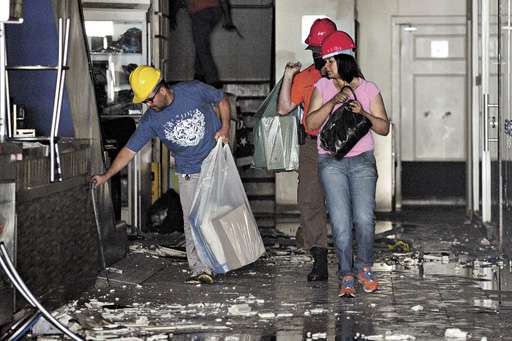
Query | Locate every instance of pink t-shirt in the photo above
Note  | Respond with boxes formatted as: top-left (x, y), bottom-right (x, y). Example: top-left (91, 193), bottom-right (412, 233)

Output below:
top-left (314, 77), bottom-right (380, 157)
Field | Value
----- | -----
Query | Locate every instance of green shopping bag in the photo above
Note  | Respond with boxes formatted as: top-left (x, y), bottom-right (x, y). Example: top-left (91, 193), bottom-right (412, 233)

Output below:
top-left (252, 78), bottom-right (300, 171)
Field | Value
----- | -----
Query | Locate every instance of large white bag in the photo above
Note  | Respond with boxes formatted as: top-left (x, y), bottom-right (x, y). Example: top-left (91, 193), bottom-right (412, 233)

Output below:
top-left (189, 140), bottom-right (265, 273)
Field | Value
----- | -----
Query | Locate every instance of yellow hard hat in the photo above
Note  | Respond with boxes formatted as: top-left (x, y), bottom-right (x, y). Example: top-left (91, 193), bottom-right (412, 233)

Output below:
top-left (129, 65), bottom-right (161, 103)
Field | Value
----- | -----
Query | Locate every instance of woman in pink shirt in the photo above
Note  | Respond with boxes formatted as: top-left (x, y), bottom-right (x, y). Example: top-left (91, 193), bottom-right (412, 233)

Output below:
top-left (307, 31), bottom-right (390, 298)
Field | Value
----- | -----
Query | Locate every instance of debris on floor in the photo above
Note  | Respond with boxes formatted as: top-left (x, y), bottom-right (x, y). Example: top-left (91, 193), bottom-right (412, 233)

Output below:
top-left (444, 328), bottom-right (469, 339)
top-left (10, 208), bottom-right (512, 340)
top-left (129, 243), bottom-right (187, 259)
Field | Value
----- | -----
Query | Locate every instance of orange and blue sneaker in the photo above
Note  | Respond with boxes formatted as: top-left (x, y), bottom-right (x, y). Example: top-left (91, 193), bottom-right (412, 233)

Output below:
top-left (339, 275), bottom-right (356, 297)
top-left (357, 267), bottom-right (379, 293)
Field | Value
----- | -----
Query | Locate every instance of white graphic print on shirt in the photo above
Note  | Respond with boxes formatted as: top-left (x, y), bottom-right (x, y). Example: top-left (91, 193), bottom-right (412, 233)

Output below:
top-left (163, 109), bottom-right (206, 146)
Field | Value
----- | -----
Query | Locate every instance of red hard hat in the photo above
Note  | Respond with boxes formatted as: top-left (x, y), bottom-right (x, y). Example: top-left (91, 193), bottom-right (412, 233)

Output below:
top-left (305, 18), bottom-right (337, 47)
top-left (321, 31), bottom-right (356, 58)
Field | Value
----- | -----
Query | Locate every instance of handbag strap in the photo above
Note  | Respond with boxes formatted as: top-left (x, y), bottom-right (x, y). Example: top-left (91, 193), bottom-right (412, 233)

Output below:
top-left (339, 85), bottom-right (357, 102)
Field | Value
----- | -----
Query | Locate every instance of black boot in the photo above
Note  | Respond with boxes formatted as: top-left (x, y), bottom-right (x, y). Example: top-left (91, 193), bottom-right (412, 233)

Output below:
top-left (307, 247), bottom-right (328, 281)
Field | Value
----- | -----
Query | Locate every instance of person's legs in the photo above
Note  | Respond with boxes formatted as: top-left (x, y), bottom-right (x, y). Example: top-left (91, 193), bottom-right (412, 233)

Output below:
top-left (191, 11), bottom-right (206, 79)
top-left (318, 156), bottom-right (353, 279)
top-left (299, 138), bottom-right (329, 281)
top-left (348, 151), bottom-right (379, 293)
top-left (349, 152), bottom-right (377, 272)
top-left (178, 173), bottom-right (211, 276)
top-left (190, 7), bottom-right (221, 85)
top-left (299, 138), bottom-right (328, 250)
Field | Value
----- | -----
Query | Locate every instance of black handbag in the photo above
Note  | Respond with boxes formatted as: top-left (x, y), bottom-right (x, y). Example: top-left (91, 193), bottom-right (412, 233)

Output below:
top-left (319, 86), bottom-right (372, 159)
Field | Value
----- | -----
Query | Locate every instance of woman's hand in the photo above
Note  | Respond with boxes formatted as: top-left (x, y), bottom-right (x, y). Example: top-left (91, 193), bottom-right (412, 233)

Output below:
top-left (349, 100), bottom-right (363, 114)
top-left (334, 87), bottom-right (354, 104)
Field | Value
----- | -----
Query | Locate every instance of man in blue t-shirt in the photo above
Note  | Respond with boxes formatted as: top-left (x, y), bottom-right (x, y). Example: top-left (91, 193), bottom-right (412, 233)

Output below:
top-left (92, 65), bottom-right (230, 284)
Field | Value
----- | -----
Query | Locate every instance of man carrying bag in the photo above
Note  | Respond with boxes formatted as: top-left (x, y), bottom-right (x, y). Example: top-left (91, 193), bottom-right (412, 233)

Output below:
top-left (91, 65), bottom-right (230, 284)
top-left (275, 18), bottom-right (338, 282)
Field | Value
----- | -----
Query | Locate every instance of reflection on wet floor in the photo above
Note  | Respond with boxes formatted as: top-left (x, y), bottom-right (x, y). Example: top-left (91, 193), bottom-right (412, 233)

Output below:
top-left (30, 256), bottom-right (512, 340)
top-left (15, 208), bottom-right (512, 340)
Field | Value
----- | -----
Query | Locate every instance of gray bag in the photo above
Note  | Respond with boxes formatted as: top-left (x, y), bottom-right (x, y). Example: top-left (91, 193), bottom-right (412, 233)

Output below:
top-left (252, 78), bottom-right (300, 171)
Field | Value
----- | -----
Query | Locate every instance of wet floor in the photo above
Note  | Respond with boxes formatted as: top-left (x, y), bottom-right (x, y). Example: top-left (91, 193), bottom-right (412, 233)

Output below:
top-left (19, 207), bottom-right (512, 340)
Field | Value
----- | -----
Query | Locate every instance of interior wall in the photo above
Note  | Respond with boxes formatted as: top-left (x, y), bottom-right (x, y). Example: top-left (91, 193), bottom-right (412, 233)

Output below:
top-left (166, 0), bottom-right (273, 82)
top-left (356, 0), bottom-right (466, 210)
top-left (275, 0), bottom-right (355, 80)
top-left (356, 0), bottom-right (466, 108)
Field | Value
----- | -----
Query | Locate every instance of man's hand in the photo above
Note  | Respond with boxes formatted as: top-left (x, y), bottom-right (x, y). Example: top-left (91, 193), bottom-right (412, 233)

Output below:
top-left (91, 174), bottom-right (108, 187)
top-left (215, 127), bottom-right (230, 144)
top-left (284, 62), bottom-right (301, 80)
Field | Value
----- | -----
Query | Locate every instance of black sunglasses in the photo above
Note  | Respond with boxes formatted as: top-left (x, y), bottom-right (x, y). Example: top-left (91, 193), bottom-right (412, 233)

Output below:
top-left (143, 82), bottom-right (163, 104)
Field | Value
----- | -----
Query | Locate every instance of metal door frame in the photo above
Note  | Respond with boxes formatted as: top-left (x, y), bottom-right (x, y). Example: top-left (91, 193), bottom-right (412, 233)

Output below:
top-left (470, 0), bottom-right (480, 217)
top-left (477, 0), bottom-right (503, 233)
top-left (472, 0), bottom-right (506, 255)
top-left (392, 16), bottom-right (468, 210)
top-left (481, 0), bottom-right (493, 223)
top-left (497, 0), bottom-right (509, 254)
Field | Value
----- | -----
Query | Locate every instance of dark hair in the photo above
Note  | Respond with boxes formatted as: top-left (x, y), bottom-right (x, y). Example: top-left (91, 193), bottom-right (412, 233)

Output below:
top-left (333, 54), bottom-right (364, 83)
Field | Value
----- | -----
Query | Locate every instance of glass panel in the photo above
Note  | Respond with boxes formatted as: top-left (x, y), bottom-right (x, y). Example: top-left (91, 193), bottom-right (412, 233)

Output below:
top-left (83, 13), bottom-right (148, 227)
top-left (490, 0), bottom-right (500, 224)
top-left (499, 0), bottom-right (512, 250)
top-left (85, 19), bottom-right (146, 116)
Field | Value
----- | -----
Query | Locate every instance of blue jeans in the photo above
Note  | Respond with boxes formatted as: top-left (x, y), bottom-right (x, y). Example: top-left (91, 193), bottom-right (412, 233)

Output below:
top-left (318, 151), bottom-right (378, 279)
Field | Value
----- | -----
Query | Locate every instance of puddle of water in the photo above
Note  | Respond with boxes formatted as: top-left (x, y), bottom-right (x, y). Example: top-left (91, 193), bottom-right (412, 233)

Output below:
top-left (473, 298), bottom-right (499, 310)
top-left (373, 262), bottom-right (397, 272)
top-left (378, 251), bottom-right (512, 294)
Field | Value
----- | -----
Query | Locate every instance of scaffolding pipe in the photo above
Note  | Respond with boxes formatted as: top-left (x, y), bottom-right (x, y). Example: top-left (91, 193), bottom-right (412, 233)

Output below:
top-left (0, 243), bottom-right (84, 341)
top-left (2, 311), bottom-right (41, 341)
top-left (91, 183), bottom-right (110, 286)
top-left (3, 28), bottom-right (11, 138)
top-left (0, 23), bottom-right (6, 142)
top-left (0, 247), bottom-right (37, 307)
top-left (53, 18), bottom-right (70, 182)
top-left (54, 18), bottom-right (70, 139)
top-left (49, 18), bottom-right (63, 182)
top-left (5, 65), bottom-right (69, 70)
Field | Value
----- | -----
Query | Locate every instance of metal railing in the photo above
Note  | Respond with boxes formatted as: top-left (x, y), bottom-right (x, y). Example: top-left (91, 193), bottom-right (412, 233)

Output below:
top-left (1, 17), bottom-right (70, 183)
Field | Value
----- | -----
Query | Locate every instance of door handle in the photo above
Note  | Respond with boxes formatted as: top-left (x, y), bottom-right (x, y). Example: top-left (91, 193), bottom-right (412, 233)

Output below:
top-left (483, 94), bottom-right (499, 147)
top-left (491, 116), bottom-right (498, 128)
top-left (483, 94), bottom-right (489, 149)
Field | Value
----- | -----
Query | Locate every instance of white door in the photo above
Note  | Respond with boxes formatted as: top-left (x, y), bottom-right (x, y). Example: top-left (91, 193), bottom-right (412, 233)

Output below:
top-left (394, 17), bottom-right (467, 207)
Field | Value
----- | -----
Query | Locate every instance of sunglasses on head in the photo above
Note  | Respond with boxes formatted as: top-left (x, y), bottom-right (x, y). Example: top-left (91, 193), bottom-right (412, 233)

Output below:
top-left (143, 82), bottom-right (163, 104)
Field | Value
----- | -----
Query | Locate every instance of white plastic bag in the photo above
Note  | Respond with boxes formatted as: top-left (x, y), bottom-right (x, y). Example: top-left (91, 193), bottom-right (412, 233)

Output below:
top-left (189, 140), bottom-right (265, 273)
top-left (252, 78), bottom-right (300, 171)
